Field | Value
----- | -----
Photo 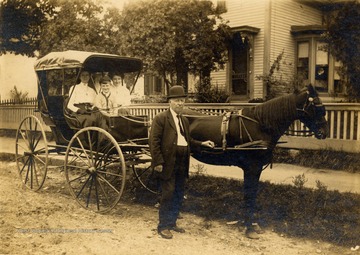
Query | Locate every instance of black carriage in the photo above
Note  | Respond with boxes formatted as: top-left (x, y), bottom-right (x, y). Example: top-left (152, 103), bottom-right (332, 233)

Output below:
top-left (15, 50), bottom-right (157, 213)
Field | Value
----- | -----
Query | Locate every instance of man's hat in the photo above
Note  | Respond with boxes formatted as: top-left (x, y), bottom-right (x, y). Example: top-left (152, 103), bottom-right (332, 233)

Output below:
top-left (167, 85), bottom-right (187, 99)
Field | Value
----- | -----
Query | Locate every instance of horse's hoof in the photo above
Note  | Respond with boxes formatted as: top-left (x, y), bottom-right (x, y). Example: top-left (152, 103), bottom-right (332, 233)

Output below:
top-left (245, 228), bottom-right (260, 239)
top-left (252, 223), bottom-right (265, 234)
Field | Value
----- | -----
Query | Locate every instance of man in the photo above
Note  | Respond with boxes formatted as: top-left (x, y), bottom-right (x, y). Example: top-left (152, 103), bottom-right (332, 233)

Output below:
top-left (149, 85), bottom-right (214, 239)
top-left (65, 70), bottom-right (106, 129)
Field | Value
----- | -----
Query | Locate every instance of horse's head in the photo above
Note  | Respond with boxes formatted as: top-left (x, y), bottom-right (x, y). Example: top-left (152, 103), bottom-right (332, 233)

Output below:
top-left (296, 85), bottom-right (328, 139)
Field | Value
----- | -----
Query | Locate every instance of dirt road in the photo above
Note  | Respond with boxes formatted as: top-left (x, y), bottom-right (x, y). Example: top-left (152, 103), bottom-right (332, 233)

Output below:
top-left (1, 161), bottom-right (357, 255)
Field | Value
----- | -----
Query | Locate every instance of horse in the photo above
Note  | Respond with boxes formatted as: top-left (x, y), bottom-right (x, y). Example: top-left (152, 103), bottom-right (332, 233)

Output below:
top-left (185, 84), bottom-right (328, 239)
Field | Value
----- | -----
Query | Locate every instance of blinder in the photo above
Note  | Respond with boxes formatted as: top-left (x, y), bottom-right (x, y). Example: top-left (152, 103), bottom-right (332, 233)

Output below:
top-left (297, 90), bottom-right (328, 139)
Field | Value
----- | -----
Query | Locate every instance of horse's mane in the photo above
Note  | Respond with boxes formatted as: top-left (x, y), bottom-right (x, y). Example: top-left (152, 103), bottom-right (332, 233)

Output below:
top-left (251, 93), bottom-right (297, 135)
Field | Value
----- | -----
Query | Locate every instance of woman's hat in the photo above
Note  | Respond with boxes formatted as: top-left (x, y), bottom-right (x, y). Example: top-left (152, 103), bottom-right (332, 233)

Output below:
top-left (167, 85), bottom-right (187, 99)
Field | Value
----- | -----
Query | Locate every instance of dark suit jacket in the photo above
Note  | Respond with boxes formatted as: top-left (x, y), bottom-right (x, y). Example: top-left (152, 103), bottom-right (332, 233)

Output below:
top-left (149, 109), bottom-right (201, 180)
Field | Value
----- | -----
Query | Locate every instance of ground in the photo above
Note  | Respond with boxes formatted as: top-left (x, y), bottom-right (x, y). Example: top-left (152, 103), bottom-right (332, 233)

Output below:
top-left (0, 161), bottom-right (357, 255)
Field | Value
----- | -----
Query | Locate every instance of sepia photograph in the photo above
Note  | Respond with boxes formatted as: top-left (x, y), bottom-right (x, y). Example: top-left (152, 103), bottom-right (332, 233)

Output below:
top-left (0, 0), bottom-right (359, 254)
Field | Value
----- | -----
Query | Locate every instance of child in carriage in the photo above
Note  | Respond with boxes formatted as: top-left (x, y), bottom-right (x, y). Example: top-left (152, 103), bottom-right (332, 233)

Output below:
top-left (94, 76), bottom-right (118, 115)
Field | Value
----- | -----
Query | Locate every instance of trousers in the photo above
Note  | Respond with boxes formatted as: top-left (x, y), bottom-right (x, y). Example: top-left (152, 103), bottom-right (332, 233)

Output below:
top-left (158, 146), bottom-right (188, 230)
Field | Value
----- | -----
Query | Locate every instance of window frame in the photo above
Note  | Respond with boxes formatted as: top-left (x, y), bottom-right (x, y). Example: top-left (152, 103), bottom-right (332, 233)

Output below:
top-left (294, 37), bottom-right (345, 98)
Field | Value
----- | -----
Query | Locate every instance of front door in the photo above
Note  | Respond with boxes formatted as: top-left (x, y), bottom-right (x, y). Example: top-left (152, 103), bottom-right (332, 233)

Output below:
top-left (231, 33), bottom-right (248, 97)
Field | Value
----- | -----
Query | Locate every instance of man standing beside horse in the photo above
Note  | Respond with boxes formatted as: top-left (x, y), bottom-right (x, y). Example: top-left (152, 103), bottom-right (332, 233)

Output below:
top-left (149, 85), bottom-right (214, 239)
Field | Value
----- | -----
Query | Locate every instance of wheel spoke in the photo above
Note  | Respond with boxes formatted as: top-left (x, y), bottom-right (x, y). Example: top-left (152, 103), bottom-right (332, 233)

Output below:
top-left (33, 154), bottom-right (46, 166)
top-left (75, 137), bottom-right (92, 166)
top-left (96, 178), bottom-right (111, 207)
top-left (70, 147), bottom-right (91, 167)
top-left (19, 156), bottom-right (30, 175)
top-left (17, 142), bottom-right (29, 152)
top-left (32, 158), bottom-right (40, 187)
top-left (87, 130), bottom-right (96, 165)
top-left (32, 132), bottom-right (43, 151)
top-left (97, 174), bottom-right (120, 194)
top-left (75, 174), bottom-right (92, 199)
top-left (68, 172), bottom-right (88, 183)
top-left (19, 130), bottom-right (31, 150)
top-left (94, 176), bottom-right (100, 211)
top-left (97, 170), bottom-right (123, 178)
top-left (86, 176), bottom-right (94, 208)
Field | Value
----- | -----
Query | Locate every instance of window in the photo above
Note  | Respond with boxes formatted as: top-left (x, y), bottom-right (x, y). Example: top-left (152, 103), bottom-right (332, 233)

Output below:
top-left (292, 26), bottom-right (345, 98)
top-left (47, 70), bottom-right (63, 96)
top-left (295, 40), bottom-right (344, 96)
top-left (144, 74), bottom-right (163, 95)
top-left (297, 42), bottom-right (309, 82)
top-left (314, 41), bottom-right (329, 92)
top-left (46, 68), bottom-right (78, 96)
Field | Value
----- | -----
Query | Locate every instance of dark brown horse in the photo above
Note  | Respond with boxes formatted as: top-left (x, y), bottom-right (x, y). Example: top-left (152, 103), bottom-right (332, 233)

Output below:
top-left (185, 85), bottom-right (328, 238)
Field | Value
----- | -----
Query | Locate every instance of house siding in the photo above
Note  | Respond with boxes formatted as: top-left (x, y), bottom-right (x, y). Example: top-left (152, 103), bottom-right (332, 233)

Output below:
top-left (269, 1), bottom-right (323, 94)
top-left (211, 0), bottom-right (324, 100)
top-left (212, 0), bottom-right (267, 99)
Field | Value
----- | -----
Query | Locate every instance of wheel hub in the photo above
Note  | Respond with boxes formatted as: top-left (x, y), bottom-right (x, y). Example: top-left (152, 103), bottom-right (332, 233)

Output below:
top-left (88, 166), bottom-right (96, 173)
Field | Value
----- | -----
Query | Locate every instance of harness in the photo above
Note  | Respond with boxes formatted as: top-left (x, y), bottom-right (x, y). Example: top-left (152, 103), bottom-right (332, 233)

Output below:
top-left (220, 110), bottom-right (266, 151)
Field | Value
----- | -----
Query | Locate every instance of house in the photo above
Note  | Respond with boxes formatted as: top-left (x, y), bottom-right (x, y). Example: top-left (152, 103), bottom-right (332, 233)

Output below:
top-left (144, 0), bottom-right (345, 102)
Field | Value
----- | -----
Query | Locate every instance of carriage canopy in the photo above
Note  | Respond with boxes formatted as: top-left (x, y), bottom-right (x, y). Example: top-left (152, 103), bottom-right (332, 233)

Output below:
top-left (34, 50), bottom-right (143, 100)
top-left (34, 50), bottom-right (143, 73)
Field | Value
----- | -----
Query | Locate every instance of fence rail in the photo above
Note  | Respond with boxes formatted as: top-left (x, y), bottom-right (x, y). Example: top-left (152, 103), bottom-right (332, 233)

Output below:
top-left (1, 103), bottom-right (359, 152)
top-left (0, 97), bottom-right (37, 106)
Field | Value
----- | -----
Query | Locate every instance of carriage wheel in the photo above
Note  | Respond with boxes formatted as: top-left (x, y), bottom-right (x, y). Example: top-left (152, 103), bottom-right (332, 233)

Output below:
top-left (64, 127), bottom-right (126, 213)
top-left (133, 165), bottom-right (160, 194)
top-left (15, 115), bottom-right (48, 191)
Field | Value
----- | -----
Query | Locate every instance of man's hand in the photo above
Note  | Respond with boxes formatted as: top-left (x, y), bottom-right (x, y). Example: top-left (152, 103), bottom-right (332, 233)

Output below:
top-left (154, 165), bottom-right (163, 173)
top-left (201, 140), bottom-right (215, 148)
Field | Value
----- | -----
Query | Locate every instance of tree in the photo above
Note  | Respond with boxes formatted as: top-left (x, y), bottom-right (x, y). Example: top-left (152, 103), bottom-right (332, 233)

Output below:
top-left (0, 0), bottom-right (56, 57)
top-left (0, 0), bottom-right (111, 57)
top-left (10, 86), bottom-right (29, 103)
top-left (324, 1), bottom-right (360, 101)
top-left (115, 0), bottom-right (230, 93)
top-left (38, 0), bottom-right (108, 57)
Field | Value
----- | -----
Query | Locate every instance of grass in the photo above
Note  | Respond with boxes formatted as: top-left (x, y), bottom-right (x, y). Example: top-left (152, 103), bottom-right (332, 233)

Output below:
top-left (129, 173), bottom-right (360, 248)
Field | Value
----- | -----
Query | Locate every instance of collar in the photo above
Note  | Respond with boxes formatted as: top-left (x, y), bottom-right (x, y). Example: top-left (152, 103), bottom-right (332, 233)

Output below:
top-left (169, 108), bottom-right (178, 120)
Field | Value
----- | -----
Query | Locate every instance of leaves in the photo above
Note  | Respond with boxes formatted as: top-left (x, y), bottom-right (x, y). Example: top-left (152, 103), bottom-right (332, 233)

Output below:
top-left (0, 0), bottom-right (56, 57)
top-left (117, 0), bottom-right (230, 89)
top-left (325, 1), bottom-right (360, 100)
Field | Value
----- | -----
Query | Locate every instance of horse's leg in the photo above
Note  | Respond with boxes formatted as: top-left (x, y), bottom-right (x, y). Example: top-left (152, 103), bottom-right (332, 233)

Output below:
top-left (243, 163), bottom-right (263, 239)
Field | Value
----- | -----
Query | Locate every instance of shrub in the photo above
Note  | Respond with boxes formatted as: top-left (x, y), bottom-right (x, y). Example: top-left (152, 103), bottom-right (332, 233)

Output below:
top-left (195, 77), bottom-right (229, 103)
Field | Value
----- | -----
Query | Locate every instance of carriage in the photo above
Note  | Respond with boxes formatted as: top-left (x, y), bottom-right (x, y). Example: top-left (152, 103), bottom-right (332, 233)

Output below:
top-left (15, 50), bottom-right (157, 213)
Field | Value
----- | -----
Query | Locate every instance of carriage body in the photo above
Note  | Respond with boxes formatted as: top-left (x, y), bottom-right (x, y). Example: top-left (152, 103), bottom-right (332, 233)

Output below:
top-left (34, 50), bottom-right (148, 145)
top-left (15, 51), bottom-right (157, 213)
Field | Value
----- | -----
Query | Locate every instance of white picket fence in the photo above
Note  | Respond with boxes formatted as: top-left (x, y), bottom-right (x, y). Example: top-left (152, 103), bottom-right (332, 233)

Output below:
top-left (1, 103), bottom-right (360, 152)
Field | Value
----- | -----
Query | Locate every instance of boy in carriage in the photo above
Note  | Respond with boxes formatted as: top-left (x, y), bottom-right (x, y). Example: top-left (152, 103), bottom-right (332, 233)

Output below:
top-left (94, 76), bottom-right (118, 115)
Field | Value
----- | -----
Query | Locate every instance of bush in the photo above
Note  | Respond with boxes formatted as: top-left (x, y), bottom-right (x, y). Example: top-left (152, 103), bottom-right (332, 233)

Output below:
top-left (195, 77), bottom-right (229, 103)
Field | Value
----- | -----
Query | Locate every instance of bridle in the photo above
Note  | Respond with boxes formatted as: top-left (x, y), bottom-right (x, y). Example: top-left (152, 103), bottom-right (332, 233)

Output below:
top-left (286, 91), bottom-right (327, 137)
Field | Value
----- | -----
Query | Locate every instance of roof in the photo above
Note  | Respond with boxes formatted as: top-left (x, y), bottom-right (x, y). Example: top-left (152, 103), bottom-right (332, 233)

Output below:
top-left (34, 50), bottom-right (143, 72)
